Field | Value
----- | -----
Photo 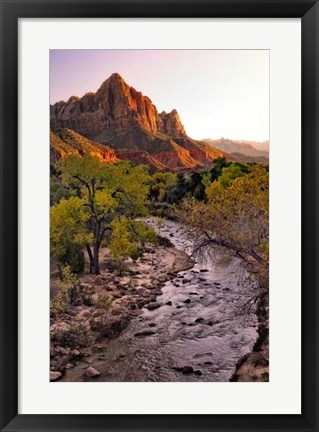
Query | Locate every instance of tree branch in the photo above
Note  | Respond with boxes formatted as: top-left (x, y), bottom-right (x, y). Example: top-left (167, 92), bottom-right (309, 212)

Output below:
top-left (193, 236), bottom-right (264, 264)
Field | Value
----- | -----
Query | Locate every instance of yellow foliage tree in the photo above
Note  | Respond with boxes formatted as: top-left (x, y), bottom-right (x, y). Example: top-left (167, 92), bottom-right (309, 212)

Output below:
top-left (180, 165), bottom-right (269, 289)
top-left (51, 155), bottom-right (155, 274)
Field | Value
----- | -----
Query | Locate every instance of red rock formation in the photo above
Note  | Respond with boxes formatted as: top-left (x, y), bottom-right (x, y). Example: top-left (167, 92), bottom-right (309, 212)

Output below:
top-left (115, 150), bottom-right (167, 171)
top-left (158, 110), bottom-right (186, 137)
top-left (50, 73), bottom-right (227, 170)
top-left (51, 73), bottom-right (186, 138)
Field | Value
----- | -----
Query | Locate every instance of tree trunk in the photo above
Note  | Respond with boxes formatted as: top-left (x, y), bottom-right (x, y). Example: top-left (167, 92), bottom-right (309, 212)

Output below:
top-left (85, 244), bottom-right (94, 274)
top-left (92, 222), bottom-right (102, 275)
top-left (93, 240), bottom-right (100, 275)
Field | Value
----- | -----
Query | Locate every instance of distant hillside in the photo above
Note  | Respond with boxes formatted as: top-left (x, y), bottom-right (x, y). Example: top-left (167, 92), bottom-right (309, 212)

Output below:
top-left (230, 152), bottom-right (269, 165)
top-left (203, 137), bottom-right (269, 161)
top-left (246, 140), bottom-right (269, 152)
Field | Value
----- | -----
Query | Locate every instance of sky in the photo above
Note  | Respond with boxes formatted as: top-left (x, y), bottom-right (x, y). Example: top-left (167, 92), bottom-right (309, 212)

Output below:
top-left (50, 50), bottom-right (269, 142)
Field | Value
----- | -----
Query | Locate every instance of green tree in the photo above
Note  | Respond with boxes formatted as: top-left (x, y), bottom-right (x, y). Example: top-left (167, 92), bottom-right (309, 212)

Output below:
top-left (217, 164), bottom-right (246, 189)
top-left (50, 174), bottom-right (76, 206)
top-left (50, 196), bottom-right (92, 271)
top-left (149, 172), bottom-right (177, 202)
top-left (109, 217), bottom-right (157, 260)
top-left (53, 155), bottom-right (154, 274)
top-left (210, 157), bottom-right (231, 182)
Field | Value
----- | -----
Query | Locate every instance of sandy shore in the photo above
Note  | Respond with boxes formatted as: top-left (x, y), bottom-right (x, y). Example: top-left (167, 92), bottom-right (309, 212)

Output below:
top-left (50, 243), bottom-right (194, 379)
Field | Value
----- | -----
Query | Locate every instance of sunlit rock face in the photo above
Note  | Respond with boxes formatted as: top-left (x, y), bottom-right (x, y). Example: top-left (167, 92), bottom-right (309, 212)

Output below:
top-left (50, 73), bottom-right (226, 170)
top-left (50, 128), bottom-right (118, 163)
top-left (50, 73), bottom-right (184, 137)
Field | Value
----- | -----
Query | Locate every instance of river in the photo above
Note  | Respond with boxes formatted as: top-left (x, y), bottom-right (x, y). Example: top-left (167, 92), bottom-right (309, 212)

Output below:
top-left (82, 218), bottom-right (259, 382)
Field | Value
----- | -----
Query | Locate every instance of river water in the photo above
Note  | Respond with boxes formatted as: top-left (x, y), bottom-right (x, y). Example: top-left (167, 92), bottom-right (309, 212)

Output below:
top-left (86, 218), bottom-right (259, 382)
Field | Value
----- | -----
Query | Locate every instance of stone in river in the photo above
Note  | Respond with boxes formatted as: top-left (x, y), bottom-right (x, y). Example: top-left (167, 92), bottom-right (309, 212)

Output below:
top-left (194, 370), bottom-right (203, 376)
top-left (195, 317), bottom-right (205, 323)
top-left (165, 301), bottom-right (172, 306)
top-left (147, 302), bottom-right (161, 310)
top-left (184, 298), bottom-right (191, 304)
top-left (148, 323), bottom-right (156, 327)
top-left (181, 366), bottom-right (194, 374)
top-left (206, 321), bottom-right (213, 326)
top-left (200, 269), bottom-right (209, 273)
top-left (134, 330), bottom-right (155, 337)
top-left (189, 292), bottom-right (198, 295)
top-left (85, 366), bottom-right (101, 378)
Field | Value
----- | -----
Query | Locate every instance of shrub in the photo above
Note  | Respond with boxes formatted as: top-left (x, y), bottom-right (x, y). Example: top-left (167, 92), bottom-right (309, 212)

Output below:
top-left (50, 265), bottom-right (83, 316)
top-left (65, 244), bottom-right (85, 274)
top-left (51, 323), bottom-right (89, 348)
top-left (93, 294), bottom-right (112, 310)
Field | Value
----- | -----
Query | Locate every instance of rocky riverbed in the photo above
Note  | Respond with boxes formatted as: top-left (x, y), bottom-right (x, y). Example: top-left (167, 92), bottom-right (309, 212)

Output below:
top-left (53, 218), bottom-right (261, 382)
top-left (50, 237), bottom-right (193, 378)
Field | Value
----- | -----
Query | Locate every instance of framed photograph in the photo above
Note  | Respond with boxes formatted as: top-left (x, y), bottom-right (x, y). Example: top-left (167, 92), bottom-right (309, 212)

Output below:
top-left (0, 0), bottom-right (318, 431)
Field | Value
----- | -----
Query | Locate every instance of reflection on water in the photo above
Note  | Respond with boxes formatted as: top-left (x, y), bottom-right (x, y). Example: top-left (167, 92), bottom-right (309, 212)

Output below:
top-left (92, 219), bottom-right (258, 382)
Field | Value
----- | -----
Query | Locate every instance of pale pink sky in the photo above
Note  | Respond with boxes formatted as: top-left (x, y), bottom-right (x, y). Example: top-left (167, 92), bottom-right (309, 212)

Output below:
top-left (50, 50), bottom-right (269, 142)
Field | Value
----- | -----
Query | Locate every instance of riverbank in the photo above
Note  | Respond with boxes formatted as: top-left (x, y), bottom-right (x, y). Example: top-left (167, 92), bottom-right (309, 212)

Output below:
top-left (51, 218), bottom-right (265, 383)
top-left (50, 242), bottom-right (194, 380)
top-left (230, 293), bottom-right (269, 382)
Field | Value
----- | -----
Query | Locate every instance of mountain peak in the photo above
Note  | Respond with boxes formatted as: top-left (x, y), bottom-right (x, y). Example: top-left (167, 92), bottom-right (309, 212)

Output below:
top-left (50, 75), bottom-right (228, 170)
top-left (109, 72), bottom-right (124, 81)
top-left (97, 72), bottom-right (127, 94)
top-left (51, 74), bottom-right (187, 138)
top-left (106, 72), bottom-right (126, 85)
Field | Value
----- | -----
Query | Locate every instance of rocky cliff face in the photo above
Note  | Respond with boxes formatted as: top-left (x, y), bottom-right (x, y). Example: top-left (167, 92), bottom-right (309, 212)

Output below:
top-left (51, 73), bottom-right (185, 139)
top-left (50, 73), bottom-right (225, 170)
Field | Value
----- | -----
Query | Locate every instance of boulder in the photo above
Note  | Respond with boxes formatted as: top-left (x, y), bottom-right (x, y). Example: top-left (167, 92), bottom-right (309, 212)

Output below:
top-left (181, 366), bottom-right (194, 374)
top-left (85, 366), bottom-right (101, 378)
top-left (50, 371), bottom-right (62, 381)
top-left (147, 302), bottom-right (161, 311)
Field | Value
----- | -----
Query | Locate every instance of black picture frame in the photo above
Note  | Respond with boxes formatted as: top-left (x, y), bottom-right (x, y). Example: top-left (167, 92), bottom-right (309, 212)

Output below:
top-left (0, 0), bottom-right (318, 431)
